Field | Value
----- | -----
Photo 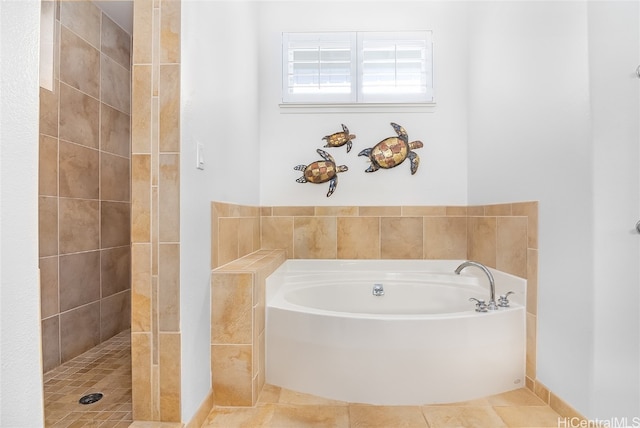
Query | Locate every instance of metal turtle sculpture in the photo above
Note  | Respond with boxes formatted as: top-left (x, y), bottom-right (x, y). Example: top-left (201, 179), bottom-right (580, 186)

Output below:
top-left (322, 124), bottom-right (356, 153)
top-left (294, 149), bottom-right (348, 197)
top-left (358, 122), bottom-right (423, 175)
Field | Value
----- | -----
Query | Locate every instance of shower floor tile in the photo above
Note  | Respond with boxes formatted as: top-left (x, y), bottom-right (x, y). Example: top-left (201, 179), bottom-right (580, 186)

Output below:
top-left (43, 330), bottom-right (131, 427)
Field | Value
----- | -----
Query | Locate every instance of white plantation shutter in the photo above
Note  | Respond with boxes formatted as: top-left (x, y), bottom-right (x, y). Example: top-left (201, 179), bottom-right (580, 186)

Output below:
top-left (282, 32), bottom-right (356, 103)
top-left (282, 31), bottom-right (433, 104)
top-left (358, 31), bottom-right (433, 103)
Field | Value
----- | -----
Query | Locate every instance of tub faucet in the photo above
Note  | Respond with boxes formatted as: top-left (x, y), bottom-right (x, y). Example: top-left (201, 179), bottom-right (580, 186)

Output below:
top-left (454, 261), bottom-right (497, 310)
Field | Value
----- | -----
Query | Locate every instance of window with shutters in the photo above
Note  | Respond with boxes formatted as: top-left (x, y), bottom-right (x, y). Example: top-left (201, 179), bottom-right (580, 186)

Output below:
top-left (282, 31), bottom-right (433, 105)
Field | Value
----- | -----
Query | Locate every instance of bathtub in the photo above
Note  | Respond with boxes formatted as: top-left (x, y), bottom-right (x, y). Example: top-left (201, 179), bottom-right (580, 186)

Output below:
top-left (265, 259), bottom-right (526, 405)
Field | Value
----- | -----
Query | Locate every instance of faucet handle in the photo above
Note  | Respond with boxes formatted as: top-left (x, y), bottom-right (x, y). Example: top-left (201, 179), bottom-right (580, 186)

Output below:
top-left (498, 291), bottom-right (515, 307)
top-left (469, 297), bottom-right (488, 312)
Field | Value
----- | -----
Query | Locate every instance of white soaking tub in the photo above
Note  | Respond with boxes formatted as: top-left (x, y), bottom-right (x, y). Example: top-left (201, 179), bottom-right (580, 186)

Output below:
top-left (265, 259), bottom-right (526, 405)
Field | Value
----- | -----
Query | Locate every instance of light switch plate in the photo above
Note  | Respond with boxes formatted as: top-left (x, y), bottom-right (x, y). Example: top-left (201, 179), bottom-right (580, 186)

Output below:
top-left (196, 142), bottom-right (205, 170)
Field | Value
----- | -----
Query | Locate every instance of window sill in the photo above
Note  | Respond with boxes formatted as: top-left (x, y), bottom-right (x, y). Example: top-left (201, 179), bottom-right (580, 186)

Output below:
top-left (279, 102), bottom-right (437, 114)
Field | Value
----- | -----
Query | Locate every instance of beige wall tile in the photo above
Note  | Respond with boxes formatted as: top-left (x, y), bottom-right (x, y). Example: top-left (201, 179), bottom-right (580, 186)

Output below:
top-left (59, 83), bottom-right (99, 149)
top-left (133, 0), bottom-right (153, 64)
top-left (359, 206), bottom-right (401, 216)
top-left (467, 206), bottom-right (484, 216)
top-left (131, 244), bottom-right (152, 332)
top-left (59, 141), bottom-right (99, 199)
top-left (101, 246), bottom-right (131, 297)
top-left (218, 217), bottom-right (239, 266)
top-left (446, 206), bottom-right (467, 216)
top-left (41, 316), bottom-right (60, 373)
top-left (211, 345), bottom-right (253, 406)
top-left (160, 333), bottom-right (181, 422)
top-left (132, 65), bottom-right (152, 154)
top-left (101, 14), bottom-right (131, 70)
top-left (101, 152), bottom-right (131, 202)
top-left (402, 206), bottom-right (446, 216)
top-left (424, 216), bottom-right (467, 260)
top-left (159, 154), bottom-right (180, 242)
top-left (60, 26), bottom-right (100, 98)
top-left (527, 313), bottom-right (537, 380)
top-left (131, 155), bottom-right (151, 242)
top-left (272, 206), bottom-right (315, 216)
top-left (100, 290), bottom-right (131, 339)
top-left (59, 302), bottom-right (101, 362)
top-left (527, 249), bottom-right (538, 315)
top-left (159, 243), bottom-right (180, 332)
top-left (39, 256), bottom-right (59, 319)
top-left (467, 217), bottom-right (497, 267)
top-left (315, 206), bottom-right (358, 216)
top-left (160, 0), bottom-right (181, 63)
top-left (101, 201), bottom-right (131, 248)
top-left (380, 217), bottom-right (423, 259)
top-left (513, 201), bottom-right (539, 249)
top-left (59, 0), bottom-right (101, 48)
top-left (40, 86), bottom-right (59, 137)
top-left (159, 65), bottom-right (180, 152)
top-left (59, 198), bottom-right (100, 254)
top-left (211, 273), bottom-right (253, 344)
top-left (549, 392), bottom-right (586, 420)
top-left (294, 217), bottom-right (337, 259)
top-left (59, 250), bottom-right (101, 311)
top-left (39, 196), bottom-right (58, 257)
top-left (337, 216), bottom-right (380, 259)
top-left (238, 218), bottom-right (256, 258)
top-left (261, 217), bottom-right (293, 259)
top-left (101, 55), bottom-right (131, 114)
top-left (485, 203), bottom-right (512, 216)
top-left (261, 207), bottom-right (272, 217)
top-left (101, 104), bottom-right (131, 158)
top-left (496, 217), bottom-right (528, 278)
top-left (533, 381), bottom-right (550, 404)
top-left (132, 332), bottom-right (153, 420)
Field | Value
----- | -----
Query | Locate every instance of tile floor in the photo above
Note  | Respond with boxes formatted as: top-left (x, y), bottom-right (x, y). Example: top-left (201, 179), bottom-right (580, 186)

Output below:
top-left (202, 385), bottom-right (565, 428)
top-left (43, 329), bottom-right (132, 427)
top-left (44, 330), bottom-right (564, 427)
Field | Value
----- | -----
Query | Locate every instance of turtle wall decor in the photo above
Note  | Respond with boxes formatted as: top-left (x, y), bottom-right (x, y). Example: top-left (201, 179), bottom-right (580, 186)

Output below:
top-left (358, 122), bottom-right (424, 175)
top-left (322, 124), bottom-right (356, 153)
top-left (294, 149), bottom-right (348, 197)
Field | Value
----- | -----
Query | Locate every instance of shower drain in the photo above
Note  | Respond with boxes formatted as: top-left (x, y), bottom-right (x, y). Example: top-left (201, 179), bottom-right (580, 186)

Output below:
top-left (79, 393), bottom-right (103, 405)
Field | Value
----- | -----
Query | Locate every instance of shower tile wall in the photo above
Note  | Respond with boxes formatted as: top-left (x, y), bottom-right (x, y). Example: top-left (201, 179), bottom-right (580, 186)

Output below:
top-left (38, 1), bottom-right (132, 373)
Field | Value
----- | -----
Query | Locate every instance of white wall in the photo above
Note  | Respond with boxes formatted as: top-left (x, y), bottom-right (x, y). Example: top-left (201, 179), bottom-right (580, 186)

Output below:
top-left (467, 1), bottom-right (640, 420)
top-left (588, 1), bottom-right (640, 418)
top-left (0, 0), bottom-right (45, 426)
top-left (180, 0), bottom-right (261, 421)
top-left (257, 1), bottom-right (469, 206)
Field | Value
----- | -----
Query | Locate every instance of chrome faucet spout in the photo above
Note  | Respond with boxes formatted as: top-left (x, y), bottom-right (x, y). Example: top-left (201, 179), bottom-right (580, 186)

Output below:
top-left (455, 261), bottom-right (497, 310)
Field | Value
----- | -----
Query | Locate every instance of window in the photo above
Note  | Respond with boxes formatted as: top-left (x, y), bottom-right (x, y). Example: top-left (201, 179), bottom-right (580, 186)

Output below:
top-left (282, 31), bottom-right (433, 105)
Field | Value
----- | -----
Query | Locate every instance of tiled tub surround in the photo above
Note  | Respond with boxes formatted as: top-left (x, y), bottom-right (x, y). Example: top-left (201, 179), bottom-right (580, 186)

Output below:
top-left (39, 1), bottom-right (132, 373)
top-left (210, 202), bottom-right (539, 404)
top-left (211, 249), bottom-right (287, 406)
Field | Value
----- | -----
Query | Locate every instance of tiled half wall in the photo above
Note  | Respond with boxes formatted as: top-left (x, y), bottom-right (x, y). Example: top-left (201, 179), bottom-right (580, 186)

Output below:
top-left (210, 201), bottom-right (539, 406)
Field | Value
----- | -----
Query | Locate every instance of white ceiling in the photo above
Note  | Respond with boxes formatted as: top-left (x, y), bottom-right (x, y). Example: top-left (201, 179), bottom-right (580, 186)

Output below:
top-left (94, 1), bottom-right (133, 35)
